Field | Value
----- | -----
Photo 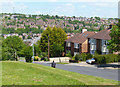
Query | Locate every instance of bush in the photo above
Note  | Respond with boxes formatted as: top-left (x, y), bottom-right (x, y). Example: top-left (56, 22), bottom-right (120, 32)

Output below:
top-left (74, 53), bottom-right (92, 61)
top-left (41, 52), bottom-right (48, 58)
top-left (75, 54), bottom-right (82, 61)
top-left (94, 54), bottom-right (118, 64)
top-left (118, 54), bottom-right (120, 62)
top-left (44, 58), bottom-right (49, 61)
top-left (65, 51), bottom-right (72, 58)
top-left (72, 56), bottom-right (75, 60)
top-left (94, 51), bottom-right (99, 56)
top-left (23, 46), bottom-right (33, 63)
top-left (25, 57), bottom-right (32, 63)
top-left (94, 55), bottom-right (106, 64)
top-left (81, 53), bottom-right (87, 61)
top-left (86, 53), bottom-right (93, 60)
top-left (34, 56), bottom-right (39, 61)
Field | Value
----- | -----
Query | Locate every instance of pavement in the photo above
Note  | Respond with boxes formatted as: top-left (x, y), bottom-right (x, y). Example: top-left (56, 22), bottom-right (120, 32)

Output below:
top-left (66, 62), bottom-right (120, 70)
top-left (20, 60), bottom-right (119, 81)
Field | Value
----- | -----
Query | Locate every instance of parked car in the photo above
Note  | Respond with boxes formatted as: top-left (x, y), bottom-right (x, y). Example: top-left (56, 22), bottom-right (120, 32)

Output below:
top-left (86, 58), bottom-right (95, 64)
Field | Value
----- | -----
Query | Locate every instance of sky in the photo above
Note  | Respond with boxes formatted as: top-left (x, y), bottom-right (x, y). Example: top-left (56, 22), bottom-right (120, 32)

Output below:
top-left (0, 0), bottom-right (119, 18)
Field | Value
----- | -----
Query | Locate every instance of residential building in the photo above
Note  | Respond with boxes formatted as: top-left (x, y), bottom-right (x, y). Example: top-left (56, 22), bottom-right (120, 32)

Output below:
top-left (65, 25), bottom-right (114, 55)
top-left (65, 31), bottom-right (95, 56)
top-left (88, 28), bottom-right (111, 55)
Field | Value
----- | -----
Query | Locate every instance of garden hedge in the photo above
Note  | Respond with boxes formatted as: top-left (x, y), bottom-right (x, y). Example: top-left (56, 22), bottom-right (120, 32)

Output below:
top-left (94, 54), bottom-right (119, 64)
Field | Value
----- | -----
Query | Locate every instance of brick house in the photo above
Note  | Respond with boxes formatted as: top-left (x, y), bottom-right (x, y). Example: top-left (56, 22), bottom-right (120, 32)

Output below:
top-left (88, 28), bottom-right (111, 55)
top-left (65, 31), bottom-right (95, 56)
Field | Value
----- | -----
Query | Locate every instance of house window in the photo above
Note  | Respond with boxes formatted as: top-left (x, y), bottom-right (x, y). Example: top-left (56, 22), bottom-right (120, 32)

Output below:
top-left (89, 39), bottom-right (96, 54)
top-left (102, 40), bottom-right (108, 46)
top-left (89, 39), bottom-right (96, 45)
top-left (101, 40), bottom-right (109, 53)
top-left (74, 43), bottom-right (79, 49)
top-left (66, 42), bottom-right (71, 47)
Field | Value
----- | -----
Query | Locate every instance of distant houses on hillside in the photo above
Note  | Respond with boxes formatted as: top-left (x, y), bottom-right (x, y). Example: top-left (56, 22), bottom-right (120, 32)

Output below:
top-left (2, 14), bottom-right (118, 33)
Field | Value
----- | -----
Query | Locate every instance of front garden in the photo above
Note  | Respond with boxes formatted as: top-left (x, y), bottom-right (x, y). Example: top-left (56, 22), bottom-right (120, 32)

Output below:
top-left (66, 51), bottom-right (120, 64)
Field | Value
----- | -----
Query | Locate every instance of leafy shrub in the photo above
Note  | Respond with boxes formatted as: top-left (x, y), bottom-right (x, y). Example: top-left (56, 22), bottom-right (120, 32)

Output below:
top-left (75, 54), bottom-right (82, 61)
top-left (34, 56), bottom-right (39, 61)
top-left (74, 53), bottom-right (92, 61)
top-left (44, 58), bottom-right (49, 61)
top-left (86, 53), bottom-right (93, 60)
top-left (65, 51), bottom-right (72, 58)
top-left (40, 52), bottom-right (48, 59)
top-left (42, 52), bottom-right (48, 58)
top-left (25, 57), bottom-right (32, 63)
top-left (94, 51), bottom-right (99, 56)
top-left (81, 53), bottom-right (87, 61)
top-left (118, 54), bottom-right (120, 62)
top-left (94, 55), bottom-right (106, 64)
top-left (72, 56), bottom-right (75, 60)
top-left (23, 46), bottom-right (33, 63)
top-left (94, 54), bottom-right (118, 64)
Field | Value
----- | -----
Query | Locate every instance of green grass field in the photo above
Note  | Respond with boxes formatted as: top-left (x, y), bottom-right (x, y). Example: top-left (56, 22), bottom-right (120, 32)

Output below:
top-left (2, 61), bottom-right (118, 85)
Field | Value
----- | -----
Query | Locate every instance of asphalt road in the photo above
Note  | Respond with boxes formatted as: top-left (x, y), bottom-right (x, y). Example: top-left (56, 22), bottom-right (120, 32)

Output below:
top-left (33, 61), bottom-right (119, 81)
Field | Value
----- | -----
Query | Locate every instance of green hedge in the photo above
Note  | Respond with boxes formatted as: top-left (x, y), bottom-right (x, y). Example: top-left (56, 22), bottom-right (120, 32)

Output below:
top-left (65, 51), bottom-right (72, 58)
top-left (94, 54), bottom-right (119, 64)
top-left (75, 53), bottom-right (93, 61)
top-left (75, 54), bottom-right (81, 61)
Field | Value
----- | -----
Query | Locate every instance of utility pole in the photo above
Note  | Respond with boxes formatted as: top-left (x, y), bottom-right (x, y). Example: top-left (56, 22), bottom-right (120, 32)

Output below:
top-left (48, 35), bottom-right (50, 61)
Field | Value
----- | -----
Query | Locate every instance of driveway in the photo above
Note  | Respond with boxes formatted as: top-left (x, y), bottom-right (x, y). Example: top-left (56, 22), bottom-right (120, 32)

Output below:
top-left (33, 61), bottom-right (119, 81)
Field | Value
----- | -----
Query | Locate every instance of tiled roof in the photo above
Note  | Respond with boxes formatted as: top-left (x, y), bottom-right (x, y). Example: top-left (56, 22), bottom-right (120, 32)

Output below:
top-left (88, 29), bottom-right (111, 40)
top-left (65, 31), bottom-right (95, 43)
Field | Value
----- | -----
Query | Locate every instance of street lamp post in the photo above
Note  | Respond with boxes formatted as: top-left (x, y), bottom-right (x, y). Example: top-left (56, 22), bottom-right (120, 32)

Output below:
top-left (48, 35), bottom-right (50, 61)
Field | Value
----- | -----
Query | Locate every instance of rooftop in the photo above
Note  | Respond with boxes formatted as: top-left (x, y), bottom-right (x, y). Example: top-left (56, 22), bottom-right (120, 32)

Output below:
top-left (88, 29), bottom-right (111, 40)
top-left (65, 31), bottom-right (95, 43)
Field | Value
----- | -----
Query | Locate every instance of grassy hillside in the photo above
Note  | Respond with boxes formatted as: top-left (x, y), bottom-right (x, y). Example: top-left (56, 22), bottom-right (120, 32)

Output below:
top-left (2, 61), bottom-right (118, 85)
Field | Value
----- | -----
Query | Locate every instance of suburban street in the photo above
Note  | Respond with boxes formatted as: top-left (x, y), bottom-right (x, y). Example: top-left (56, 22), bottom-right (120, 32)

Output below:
top-left (32, 61), bottom-right (119, 81)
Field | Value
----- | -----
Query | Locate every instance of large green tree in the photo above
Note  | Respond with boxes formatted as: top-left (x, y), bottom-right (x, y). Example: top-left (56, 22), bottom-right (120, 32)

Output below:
top-left (2, 36), bottom-right (25, 61)
top-left (52, 42), bottom-right (64, 57)
top-left (21, 45), bottom-right (33, 62)
top-left (108, 19), bottom-right (120, 52)
top-left (39, 26), bottom-right (67, 57)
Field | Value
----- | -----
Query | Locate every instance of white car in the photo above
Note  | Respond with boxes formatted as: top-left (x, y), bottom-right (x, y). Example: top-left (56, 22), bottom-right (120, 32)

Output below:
top-left (86, 58), bottom-right (95, 64)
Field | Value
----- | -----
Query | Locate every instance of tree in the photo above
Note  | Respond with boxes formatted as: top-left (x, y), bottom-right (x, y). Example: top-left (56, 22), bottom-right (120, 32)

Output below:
top-left (34, 44), bottom-right (42, 56)
top-left (52, 42), bottom-right (64, 57)
top-left (21, 45), bottom-right (33, 62)
top-left (95, 16), bottom-right (100, 20)
top-left (27, 36), bottom-right (32, 39)
top-left (108, 21), bottom-right (120, 52)
top-left (2, 36), bottom-right (25, 61)
top-left (39, 26), bottom-right (67, 57)
top-left (73, 16), bottom-right (75, 18)
top-left (55, 15), bottom-right (59, 19)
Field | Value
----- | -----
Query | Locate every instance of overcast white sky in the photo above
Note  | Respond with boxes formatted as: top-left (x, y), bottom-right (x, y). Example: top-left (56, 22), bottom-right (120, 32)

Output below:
top-left (0, 0), bottom-right (119, 18)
